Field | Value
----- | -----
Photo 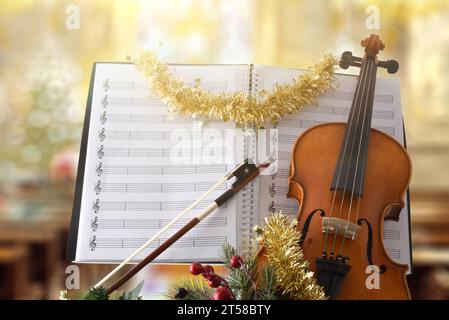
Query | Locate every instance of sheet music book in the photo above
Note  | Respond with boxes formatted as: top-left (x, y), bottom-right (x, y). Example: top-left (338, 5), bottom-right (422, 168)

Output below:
top-left (67, 62), bottom-right (412, 273)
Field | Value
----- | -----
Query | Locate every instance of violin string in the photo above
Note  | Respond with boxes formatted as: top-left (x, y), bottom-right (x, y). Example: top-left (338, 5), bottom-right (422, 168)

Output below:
top-left (329, 58), bottom-right (370, 256)
top-left (322, 58), bottom-right (369, 256)
top-left (342, 197), bottom-right (359, 258)
top-left (339, 58), bottom-right (374, 254)
top-left (344, 58), bottom-right (377, 256)
top-left (329, 57), bottom-right (372, 257)
top-left (339, 58), bottom-right (375, 256)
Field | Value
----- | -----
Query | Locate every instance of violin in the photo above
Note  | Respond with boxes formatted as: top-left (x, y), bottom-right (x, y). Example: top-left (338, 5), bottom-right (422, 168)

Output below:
top-left (287, 34), bottom-right (411, 299)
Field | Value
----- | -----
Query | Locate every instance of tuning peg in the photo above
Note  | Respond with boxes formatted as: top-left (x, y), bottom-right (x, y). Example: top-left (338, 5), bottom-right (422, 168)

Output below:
top-left (339, 51), bottom-right (363, 70)
top-left (378, 59), bottom-right (399, 74)
top-left (339, 52), bottom-right (352, 69)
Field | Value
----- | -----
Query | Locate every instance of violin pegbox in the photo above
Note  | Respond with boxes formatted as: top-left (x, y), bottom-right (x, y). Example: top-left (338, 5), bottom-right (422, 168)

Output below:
top-left (340, 34), bottom-right (399, 74)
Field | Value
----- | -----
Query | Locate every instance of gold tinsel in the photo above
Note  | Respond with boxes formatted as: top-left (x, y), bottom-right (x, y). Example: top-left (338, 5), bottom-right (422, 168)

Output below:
top-left (260, 212), bottom-right (327, 300)
top-left (134, 52), bottom-right (337, 128)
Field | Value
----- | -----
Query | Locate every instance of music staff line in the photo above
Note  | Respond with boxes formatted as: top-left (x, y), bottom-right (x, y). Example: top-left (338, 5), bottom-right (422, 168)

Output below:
top-left (383, 229), bottom-right (401, 241)
top-left (278, 119), bottom-right (396, 135)
top-left (96, 145), bottom-right (227, 159)
top-left (90, 216), bottom-right (227, 231)
top-left (103, 81), bottom-right (393, 104)
top-left (89, 235), bottom-right (227, 251)
top-left (94, 180), bottom-right (226, 194)
top-left (386, 248), bottom-right (401, 259)
top-left (100, 112), bottom-right (213, 125)
top-left (95, 163), bottom-right (228, 177)
top-left (321, 90), bottom-right (394, 103)
top-left (98, 128), bottom-right (226, 142)
top-left (92, 199), bottom-right (227, 213)
top-left (300, 105), bottom-right (395, 119)
top-left (103, 80), bottom-right (229, 93)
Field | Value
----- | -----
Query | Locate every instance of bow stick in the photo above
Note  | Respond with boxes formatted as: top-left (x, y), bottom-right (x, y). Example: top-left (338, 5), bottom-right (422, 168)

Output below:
top-left (104, 158), bottom-right (272, 294)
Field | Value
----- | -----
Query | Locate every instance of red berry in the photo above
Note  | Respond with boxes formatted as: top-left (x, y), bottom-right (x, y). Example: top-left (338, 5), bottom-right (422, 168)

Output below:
top-left (189, 262), bottom-right (204, 275)
top-left (202, 272), bottom-right (215, 280)
top-left (230, 255), bottom-right (242, 268)
top-left (213, 287), bottom-right (233, 300)
top-left (202, 265), bottom-right (214, 274)
top-left (208, 276), bottom-right (222, 288)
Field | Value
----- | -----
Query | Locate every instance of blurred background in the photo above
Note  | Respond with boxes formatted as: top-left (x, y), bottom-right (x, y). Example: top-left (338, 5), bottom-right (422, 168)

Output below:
top-left (0, 0), bottom-right (448, 299)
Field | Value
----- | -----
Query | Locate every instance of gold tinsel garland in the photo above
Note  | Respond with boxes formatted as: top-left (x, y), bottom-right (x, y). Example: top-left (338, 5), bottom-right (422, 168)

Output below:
top-left (134, 52), bottom-right (337, 128)
top-left (260, 212), bottom-right (327, 300)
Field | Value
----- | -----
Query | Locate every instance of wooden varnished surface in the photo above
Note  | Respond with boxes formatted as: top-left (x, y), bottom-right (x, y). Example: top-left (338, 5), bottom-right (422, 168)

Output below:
top-left (288, 122), bottom-right (412, 300)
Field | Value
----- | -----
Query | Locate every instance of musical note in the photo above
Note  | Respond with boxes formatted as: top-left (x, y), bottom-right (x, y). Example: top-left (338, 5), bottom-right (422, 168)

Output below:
top-left (92, 198), bottom-right (100, 213)
top-left (268, 201), bottom-right (275, 213)
top-left (94, 180), bottom-right (101, 195)
top-left (102, 95), bottom-right (108, 108)
top-left (97, 145), bottom-right (104, 159)
top-left (96, 162), bottom-right (103, 177)
top-left (269, 183), bottom-right (276, 197)
top-left (103, 79), bottom-right (110, 92)
top-left (98, 128), bottom-right (106, 141)
top-left (91, 216), bottom-right (99, 232)
top-left (89, 236), bottom-right (97, 251)
top-left (100, 111), bottom-right (107, 124)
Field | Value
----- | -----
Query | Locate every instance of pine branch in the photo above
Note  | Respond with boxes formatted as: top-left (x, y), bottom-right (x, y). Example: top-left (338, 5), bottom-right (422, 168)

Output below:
top-left (167, 278), bottom-right (214, 300)
top-left (257, 264), bottom-right (279, 300)
top-left (220, 243), bottom-right (258, 300)
top-left (82, 286), bottom-right (109, 300)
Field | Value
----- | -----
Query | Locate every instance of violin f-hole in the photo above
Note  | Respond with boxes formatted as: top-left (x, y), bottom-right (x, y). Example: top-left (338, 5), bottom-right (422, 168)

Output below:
top-left (357, 218), bottom-right (387, 274)
top-left (299, 209), bottom-right (325, 246)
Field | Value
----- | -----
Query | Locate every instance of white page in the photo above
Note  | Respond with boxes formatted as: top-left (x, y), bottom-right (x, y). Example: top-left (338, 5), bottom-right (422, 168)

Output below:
top-left (75, 63), bottom-right (248, 263)
top-left (257, 66), bottom-right (412, 273)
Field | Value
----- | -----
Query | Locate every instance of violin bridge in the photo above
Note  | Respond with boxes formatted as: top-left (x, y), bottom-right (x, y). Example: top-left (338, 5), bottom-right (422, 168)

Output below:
top-left (322, 217), bottom-right (361, 240)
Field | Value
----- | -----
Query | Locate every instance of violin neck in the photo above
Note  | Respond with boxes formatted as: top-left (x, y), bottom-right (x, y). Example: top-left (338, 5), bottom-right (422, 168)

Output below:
top-left (330, 56), bottom-right (378, 196)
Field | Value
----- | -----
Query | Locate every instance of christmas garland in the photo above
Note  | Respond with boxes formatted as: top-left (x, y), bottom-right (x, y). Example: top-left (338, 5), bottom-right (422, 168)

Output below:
top-left (134, 52), bottom-right (337, 128)
top-left (256, 212), bottom-right (326, 300)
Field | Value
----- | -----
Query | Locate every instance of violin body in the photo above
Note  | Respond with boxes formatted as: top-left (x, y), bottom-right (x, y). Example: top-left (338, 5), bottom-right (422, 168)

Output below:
top-left (288, 122), bottom-right (411, 299)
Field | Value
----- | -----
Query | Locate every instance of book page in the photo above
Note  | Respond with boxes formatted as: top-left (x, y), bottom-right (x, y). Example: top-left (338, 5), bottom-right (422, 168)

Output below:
top-left (74, 63), bottom-right (248, 263)
top-left (256, 65), bottom-right (412, 272)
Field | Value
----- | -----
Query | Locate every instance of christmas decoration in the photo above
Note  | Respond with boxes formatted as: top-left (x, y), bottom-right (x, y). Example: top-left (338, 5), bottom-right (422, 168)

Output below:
top-left (213, 287), bottom-right (234, 300)
top-left (171, 278), bottom-right (214, 300)
top-left (174, 287), bottom-right (188, 299)
top-left (259, 212), bottom-right (327, 300)
top-left (168, 233), bottom-right (326, 300)
top-left (134, 52), bottom-right (337, 128)
top-left (189, 262), bottom-right (204, 275)
top-left (188, 261), bottom-right (236, 300)
top-left (230, 255), bottom-right (242, 268)
top-left (61, 280), bottom-right (144, 300)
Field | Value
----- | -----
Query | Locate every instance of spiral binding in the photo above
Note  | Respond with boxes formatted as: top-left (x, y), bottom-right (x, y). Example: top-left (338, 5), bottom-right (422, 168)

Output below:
top-left (238, 64), bottom-right (259, 257)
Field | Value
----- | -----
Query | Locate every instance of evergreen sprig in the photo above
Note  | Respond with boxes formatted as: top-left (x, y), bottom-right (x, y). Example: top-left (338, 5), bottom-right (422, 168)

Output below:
top-left (220, 243), bottom-right (258, 300)
top-left (168, 278), bottom-right (214, 300)
top-left (257, 264), bottom-right (279, 300)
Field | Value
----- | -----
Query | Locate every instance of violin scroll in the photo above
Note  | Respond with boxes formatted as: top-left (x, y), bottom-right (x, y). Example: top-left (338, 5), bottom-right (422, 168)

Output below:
top-left (340, 35), bottom-right (399, 74)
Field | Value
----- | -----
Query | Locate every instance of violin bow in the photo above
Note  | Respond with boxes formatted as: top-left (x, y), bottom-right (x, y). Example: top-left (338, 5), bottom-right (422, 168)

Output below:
top-left (93, 158), bottom-right (273, 293)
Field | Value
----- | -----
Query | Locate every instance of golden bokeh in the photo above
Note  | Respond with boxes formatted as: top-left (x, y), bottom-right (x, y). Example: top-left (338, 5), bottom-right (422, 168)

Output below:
top-left (0, 0), bottom-right (448, 299)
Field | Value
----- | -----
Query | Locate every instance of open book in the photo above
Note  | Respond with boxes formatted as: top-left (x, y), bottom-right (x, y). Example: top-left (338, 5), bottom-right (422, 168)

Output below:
top-left (67, 62), bottom-right (412, 273)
